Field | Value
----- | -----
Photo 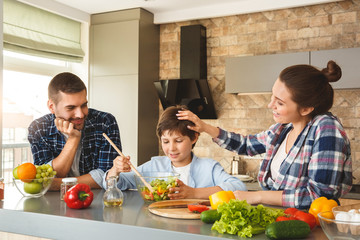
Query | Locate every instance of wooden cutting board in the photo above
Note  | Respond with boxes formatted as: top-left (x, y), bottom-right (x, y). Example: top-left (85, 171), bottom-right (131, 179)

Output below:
top-left (148, 199), bottom-right (210, 219)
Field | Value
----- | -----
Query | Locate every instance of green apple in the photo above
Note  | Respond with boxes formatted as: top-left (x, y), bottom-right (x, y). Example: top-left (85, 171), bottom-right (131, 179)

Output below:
top-left (13, 166), bottom-right (19, 179)
top-left (24, 181), bottom-right (43, 194)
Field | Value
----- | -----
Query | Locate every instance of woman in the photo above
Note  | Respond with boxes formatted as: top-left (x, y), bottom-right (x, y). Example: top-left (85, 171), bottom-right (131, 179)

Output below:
top-left (177, 60), bottom-right (352, 209)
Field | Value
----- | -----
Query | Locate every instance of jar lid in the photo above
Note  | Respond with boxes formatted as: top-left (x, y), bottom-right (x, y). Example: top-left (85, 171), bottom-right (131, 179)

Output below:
top-left (62, 177), bottom-right (77, 183)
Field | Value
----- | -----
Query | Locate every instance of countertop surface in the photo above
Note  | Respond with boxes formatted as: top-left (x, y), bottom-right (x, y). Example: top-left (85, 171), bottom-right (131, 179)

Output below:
top-left (0, 183), bottom-right (329, 240)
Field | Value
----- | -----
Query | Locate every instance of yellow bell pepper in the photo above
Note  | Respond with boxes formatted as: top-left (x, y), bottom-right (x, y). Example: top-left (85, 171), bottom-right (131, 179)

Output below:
top-left (209, 191), bottom-right (235, 209)
top-left (309, 196), bottom-right (338, 225)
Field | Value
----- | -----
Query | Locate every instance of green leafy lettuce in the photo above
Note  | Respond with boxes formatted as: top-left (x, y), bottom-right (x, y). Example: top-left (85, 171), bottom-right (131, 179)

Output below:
top-left (211, 199), bottom-right (284, 238)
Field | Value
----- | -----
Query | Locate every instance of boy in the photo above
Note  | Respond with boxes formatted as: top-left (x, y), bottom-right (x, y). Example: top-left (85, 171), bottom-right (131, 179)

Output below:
top-left (103, 105), bottom-right (246, 199)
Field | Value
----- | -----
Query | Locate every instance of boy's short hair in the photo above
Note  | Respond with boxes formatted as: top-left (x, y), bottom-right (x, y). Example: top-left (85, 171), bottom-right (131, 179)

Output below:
top-left (48, 72), bottom-right (87, 104)
top-left (157, 105), bottom-right (198, 148)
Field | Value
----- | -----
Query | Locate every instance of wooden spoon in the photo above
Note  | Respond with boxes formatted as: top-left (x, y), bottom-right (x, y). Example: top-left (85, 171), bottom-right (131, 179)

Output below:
top-left (102, 133), bottom-right (154, 193)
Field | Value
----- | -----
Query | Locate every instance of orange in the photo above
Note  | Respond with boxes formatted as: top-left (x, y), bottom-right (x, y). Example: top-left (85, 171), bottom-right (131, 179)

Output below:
top-left (17, 163), bottom-right (37, 183)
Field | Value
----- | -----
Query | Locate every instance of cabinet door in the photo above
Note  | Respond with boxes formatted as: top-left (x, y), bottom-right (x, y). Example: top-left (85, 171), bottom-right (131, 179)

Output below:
top-left (90, 75), bottom-right (139, 164)
top-left (311, 48), bottom-right (360, 89)
top-left (225, 52), bottom-right (309, 94)
top-left (91, 20), bottom-right (139, 76)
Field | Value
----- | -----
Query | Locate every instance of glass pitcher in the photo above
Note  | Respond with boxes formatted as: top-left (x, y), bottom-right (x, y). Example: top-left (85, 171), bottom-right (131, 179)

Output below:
top-left (103, 176), bottom-right (124, 207)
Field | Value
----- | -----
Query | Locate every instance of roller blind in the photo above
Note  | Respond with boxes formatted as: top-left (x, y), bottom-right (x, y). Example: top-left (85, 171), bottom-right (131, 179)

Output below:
top-left (3, 0), bottom-right (85, 62)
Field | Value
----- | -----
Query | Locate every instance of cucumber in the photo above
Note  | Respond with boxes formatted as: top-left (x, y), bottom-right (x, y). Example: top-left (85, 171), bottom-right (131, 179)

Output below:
top-left (265, 220), bottom-right (311, 239)
top-left (200, 209), bottom-right (221, 223)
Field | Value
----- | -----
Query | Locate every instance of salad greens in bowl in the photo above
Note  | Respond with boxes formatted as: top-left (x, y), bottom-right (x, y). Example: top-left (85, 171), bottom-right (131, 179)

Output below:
top-left (134, 172), bottom-right (179, 202)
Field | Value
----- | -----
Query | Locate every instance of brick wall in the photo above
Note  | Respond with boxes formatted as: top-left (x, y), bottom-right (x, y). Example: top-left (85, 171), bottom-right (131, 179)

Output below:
top-left (159, 0), bottom-right (360, 183)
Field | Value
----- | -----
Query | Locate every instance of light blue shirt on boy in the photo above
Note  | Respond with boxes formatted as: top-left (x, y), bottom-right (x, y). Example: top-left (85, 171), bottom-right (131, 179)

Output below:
top-left (102, 154), bottom-right (247, 191)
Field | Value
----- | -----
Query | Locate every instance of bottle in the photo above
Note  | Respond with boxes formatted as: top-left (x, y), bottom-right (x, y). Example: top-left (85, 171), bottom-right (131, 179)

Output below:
top-left (231, 156), bottom-right (239, 175)
top-left (0, 177), bottom-right (4, 200)
top-left (60, 177), bottom-right (78, 200)
top-left (103, 176), bottom-right (124, 207)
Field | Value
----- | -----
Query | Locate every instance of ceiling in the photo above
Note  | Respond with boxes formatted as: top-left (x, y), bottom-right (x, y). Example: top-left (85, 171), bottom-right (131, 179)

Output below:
top-left (52, 0), bottom-right (341, 24)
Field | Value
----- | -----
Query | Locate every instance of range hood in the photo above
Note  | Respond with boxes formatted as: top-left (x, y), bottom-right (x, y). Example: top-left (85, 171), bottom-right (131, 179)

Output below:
top-left (154, 25), bottom-right (217, 119)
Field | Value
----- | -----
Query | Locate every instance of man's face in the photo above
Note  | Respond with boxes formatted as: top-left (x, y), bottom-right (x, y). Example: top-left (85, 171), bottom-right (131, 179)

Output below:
top-left (48, 90), bottom-right (89, 130)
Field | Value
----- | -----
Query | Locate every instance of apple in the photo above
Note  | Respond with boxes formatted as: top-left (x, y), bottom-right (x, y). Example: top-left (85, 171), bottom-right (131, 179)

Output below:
top-left (24, 181), bottom-right (43, 194)
top-left (13, 166), bottom-right (19, 179)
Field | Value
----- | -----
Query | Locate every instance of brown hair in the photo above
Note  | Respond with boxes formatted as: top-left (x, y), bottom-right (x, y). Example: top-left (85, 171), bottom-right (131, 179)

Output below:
top-left (48, 72), bottom-right (87, 104)
top-left (157, 105), bottom-right (198, 148)
top-left (279, 60), bottom-right (342, 118)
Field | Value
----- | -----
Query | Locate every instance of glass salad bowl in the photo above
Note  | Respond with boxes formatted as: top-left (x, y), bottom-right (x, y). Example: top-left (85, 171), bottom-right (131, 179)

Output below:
top-left (134, 172), bottom-right (179, 202)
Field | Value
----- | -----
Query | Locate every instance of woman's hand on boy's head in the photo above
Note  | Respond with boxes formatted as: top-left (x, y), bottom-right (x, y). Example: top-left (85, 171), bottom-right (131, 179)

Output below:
top-left (168, 179), bottom-right (195, 200)
top-left (177, 110), bottom-right (220, 139)
top-left (176, 110), bottom-right (204, 133)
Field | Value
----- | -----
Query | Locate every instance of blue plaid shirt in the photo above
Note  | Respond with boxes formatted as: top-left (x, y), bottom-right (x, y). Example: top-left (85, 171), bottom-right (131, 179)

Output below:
top-left (28, 108), bottom-right (121, 177)
top-left (213, 113), bottom-right (352, 209)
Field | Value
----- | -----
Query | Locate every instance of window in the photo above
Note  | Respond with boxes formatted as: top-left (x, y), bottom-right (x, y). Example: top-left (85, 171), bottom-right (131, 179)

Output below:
top-left (1, 51), bottom-right (84, 183)
top-left (1, 1), bottom-right (89, 183)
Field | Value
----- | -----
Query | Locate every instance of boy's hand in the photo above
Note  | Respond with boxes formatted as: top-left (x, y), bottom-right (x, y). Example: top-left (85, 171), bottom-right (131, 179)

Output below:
top-left (168, 179), bottom-right (195, 199)
top-left (106, 156), bottom-right (131, 179)
top-left (54, 118), bottom-right (81, 139)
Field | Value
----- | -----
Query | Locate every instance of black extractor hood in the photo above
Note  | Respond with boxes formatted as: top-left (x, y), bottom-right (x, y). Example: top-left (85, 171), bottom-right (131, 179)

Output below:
top-left (154, 25), bottom-right (217, 119)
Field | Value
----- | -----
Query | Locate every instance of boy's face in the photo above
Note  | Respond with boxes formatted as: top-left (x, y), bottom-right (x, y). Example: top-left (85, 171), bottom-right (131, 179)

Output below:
top-left (161, 130), bottom-right (197, 167)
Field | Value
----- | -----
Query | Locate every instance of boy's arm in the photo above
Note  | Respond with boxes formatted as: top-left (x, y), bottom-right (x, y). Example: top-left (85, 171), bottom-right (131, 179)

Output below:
top-left (168, 179), bottom-right (223, 199)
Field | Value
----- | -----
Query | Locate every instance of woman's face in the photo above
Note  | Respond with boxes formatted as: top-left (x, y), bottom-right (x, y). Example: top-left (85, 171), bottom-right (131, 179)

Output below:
top-left (268, 78), bottom-right (303, 124)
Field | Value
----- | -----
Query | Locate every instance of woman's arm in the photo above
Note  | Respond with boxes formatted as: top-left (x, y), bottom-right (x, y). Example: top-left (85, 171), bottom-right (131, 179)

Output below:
top-left (234, 190), bottom-right (283, 206)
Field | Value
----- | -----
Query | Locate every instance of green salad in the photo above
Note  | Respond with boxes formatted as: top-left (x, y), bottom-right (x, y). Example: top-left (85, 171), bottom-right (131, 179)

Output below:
top-left (211, 199), bottom-right (284, 238)
top-left (140, 177), bottom-right (177, 201)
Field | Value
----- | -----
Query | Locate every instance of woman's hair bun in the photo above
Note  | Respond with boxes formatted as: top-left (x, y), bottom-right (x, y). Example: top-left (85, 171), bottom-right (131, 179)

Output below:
top-left (321, 60), bottom-right (342, 83)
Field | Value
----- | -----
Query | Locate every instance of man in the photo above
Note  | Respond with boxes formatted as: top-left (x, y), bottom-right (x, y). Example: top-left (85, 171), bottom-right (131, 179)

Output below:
top-left (28, 72), bottom-right (121, 190)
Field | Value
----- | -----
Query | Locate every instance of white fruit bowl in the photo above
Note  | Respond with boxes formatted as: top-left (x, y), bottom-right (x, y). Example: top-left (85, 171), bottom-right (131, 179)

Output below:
top-left (13, 177), bottom-right (54, 198)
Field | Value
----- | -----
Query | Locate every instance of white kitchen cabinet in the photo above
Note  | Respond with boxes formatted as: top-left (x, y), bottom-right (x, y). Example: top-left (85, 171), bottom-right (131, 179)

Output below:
top-left (225, 52), bottom-right (309, 94)
top-left (89, 8), bottom-right (159, 166)
top-left (311, 48), bottom-right (360, 89)
top-left (226, 47), bottom-right (360, 94)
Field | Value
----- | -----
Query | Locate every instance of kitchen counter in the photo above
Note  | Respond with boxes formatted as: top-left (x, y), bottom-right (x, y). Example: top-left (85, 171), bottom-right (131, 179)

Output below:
top-left (0, 184), bottom-right (327, 240)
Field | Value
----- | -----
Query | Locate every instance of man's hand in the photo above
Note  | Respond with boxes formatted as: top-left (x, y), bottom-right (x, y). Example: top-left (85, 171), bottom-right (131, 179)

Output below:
top-left (54, 118), bottom-right (81, 139)
top-left (51, 118), bottom-right (81, 177)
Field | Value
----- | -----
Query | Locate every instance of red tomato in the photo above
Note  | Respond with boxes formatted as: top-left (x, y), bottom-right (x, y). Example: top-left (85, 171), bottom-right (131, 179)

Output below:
top-left (294, 210), bottom-right (317, 229)
top-left (284, 207), bottom-right (299, 216)
top-left (276, 216), bottom-right (290, 222)
top-left (276, 216), bottom-right (297, 222)
top-left (187, 204), bottom-right (209, 213)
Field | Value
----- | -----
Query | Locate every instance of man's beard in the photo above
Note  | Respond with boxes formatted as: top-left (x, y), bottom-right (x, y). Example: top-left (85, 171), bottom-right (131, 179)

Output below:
top-left (70, 117), bottom-right (87, 130)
